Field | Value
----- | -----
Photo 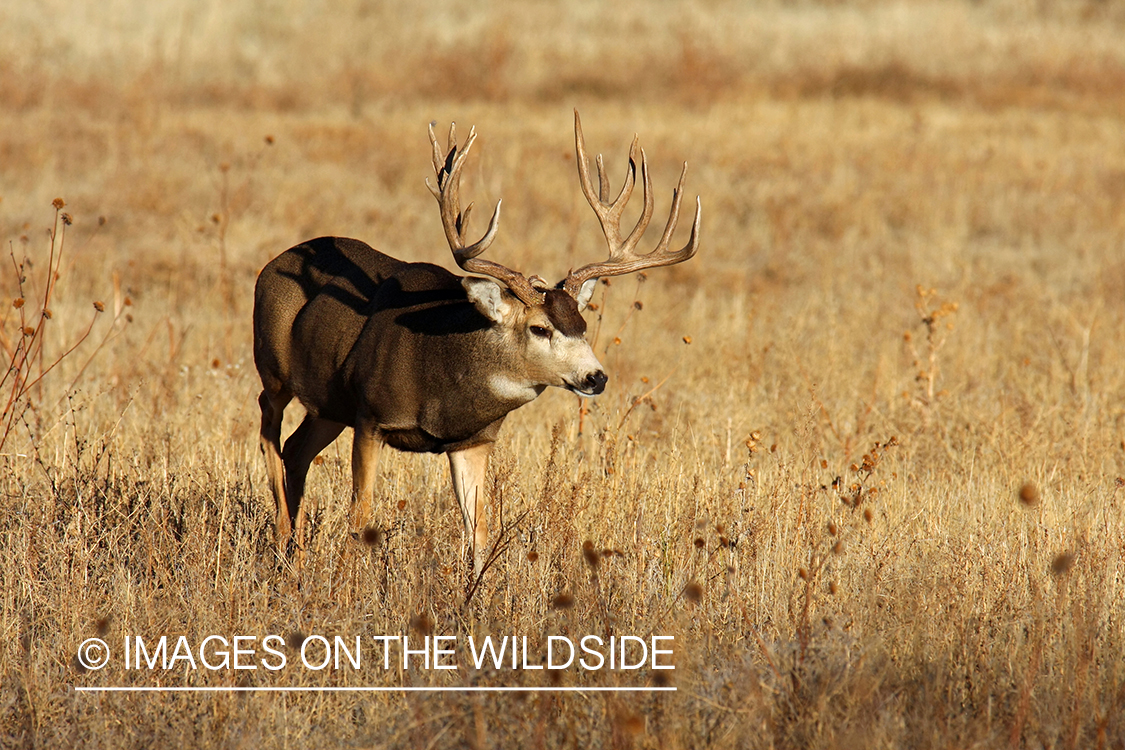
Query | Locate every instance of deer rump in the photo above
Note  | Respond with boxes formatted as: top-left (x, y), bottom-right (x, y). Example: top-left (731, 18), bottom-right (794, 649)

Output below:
top-left (254, 235), bottom-right (519, 455)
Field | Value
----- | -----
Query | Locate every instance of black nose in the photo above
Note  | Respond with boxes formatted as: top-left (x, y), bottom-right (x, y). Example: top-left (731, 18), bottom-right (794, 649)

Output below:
top-left (585, 370), bottom-right (608, 395)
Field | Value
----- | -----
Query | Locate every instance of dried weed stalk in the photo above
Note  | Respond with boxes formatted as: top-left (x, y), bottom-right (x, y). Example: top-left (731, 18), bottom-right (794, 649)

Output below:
top-left (1, 201), bottom-right (107, 457)
top-left (904, 285), bottom-right (958, 427)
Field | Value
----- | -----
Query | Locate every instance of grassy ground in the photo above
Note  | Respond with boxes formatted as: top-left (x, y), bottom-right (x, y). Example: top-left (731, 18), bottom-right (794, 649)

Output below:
top-left (2, 0), bottom-right (1125, 747)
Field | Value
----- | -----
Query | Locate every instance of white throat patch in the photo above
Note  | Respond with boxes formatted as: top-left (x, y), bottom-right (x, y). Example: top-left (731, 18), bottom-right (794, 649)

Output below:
top-left (487, 374), bottom-right (539, 404)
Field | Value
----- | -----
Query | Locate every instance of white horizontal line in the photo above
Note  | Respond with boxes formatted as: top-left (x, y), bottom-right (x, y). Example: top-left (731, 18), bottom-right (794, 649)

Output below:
top-left (76, 686), bottom-right (676, 693)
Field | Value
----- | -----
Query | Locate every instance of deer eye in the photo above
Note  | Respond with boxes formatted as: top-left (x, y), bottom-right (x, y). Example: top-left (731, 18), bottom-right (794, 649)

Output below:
top-left (529, 325), bottom-right (552, 339)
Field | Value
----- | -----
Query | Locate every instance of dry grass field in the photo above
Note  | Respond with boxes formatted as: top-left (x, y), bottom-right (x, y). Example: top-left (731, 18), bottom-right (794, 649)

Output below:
top-left (3, 0), bottom-right (1125, 747)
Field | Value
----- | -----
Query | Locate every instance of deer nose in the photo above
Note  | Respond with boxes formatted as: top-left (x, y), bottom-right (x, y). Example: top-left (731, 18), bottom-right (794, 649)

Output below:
top-left (585, 370), bottom-right (608, 395)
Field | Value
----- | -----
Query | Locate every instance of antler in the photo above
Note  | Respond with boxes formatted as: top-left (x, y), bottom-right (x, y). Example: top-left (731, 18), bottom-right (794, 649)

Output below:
top-left (563, 110), bottom-right (701, 299)
top-left (426, 122), bottom-right (546, 307)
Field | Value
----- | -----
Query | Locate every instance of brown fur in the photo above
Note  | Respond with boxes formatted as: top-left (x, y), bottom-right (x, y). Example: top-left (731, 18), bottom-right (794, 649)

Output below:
top-left (543, 288), bottom-right (587, 337)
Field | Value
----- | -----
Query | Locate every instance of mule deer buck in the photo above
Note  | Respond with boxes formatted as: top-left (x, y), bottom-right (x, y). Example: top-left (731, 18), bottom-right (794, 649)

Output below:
top-left (254, 111), bottom-right (700, 575)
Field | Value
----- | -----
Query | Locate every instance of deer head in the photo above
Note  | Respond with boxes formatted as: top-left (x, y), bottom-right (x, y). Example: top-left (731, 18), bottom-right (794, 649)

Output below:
top-left (425, 112), bottom-right (701, 398)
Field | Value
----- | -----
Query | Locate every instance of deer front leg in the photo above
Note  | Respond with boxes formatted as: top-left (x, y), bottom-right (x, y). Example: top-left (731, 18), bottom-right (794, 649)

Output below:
top-left (448, 442), bottom-right (493, 577)
top-left (350, 419), bottom-right (383, 537)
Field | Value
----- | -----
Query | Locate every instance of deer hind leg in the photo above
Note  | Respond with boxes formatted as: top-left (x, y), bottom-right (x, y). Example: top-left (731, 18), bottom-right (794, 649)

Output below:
top-left (282, 415), bottom-right (345, 552)
top-left (258, 389), bottom-right (292, 551)
top-left (448, 442), bottom-right (493, 577)
top-left (350, 418), bottom-right (384, 537)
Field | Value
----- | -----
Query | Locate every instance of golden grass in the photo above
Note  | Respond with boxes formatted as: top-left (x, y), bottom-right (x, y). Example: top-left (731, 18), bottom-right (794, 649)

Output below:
top-left (2, 0), bottom-right (1125, 747)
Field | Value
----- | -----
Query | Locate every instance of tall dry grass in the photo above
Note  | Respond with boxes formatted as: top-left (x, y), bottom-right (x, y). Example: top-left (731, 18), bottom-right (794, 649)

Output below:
top-left (2, 0), bottom-right (1125, 747)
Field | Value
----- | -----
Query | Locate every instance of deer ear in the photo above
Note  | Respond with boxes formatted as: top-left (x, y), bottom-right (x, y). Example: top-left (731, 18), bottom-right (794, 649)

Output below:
top-left (573, 278), bottom-right (598, 311)
top-left (463, 277), bottom-right (513, 323)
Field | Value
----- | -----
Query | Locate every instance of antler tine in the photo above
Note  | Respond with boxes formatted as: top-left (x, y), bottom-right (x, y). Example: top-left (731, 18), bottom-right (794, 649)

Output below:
top-left (575, 112), bottom-right (652, 259)
top-left (621, 146), bottom-right (655, 258)
top-left (425, 121), bottom-right (545, 306)
top-left (564, 110), bottom-right (701, 298)
top-left (428, 121), bottom-right (444, 178)
top-left (649, 162), bottom-right (698, 259)
top-left (595, 153), bottom-right (610, 204)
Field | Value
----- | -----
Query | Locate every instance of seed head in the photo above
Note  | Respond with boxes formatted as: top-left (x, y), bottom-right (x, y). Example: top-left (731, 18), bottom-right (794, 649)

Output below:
top-left (617, 712), bottom-right (644, 736)
top-left (361, 527), bottom-right (382, 547)
top-left (684, 581), bottom-right (702, 603)
top-left (1018, 482), bottom-right (1038, 507)
top-left (93, 301), bottom-right (105, 312)
top-left (582, 540), bottom-right (600, 568)
top-left (52, 198), bottom-right (65, 209)
top-left (410, 613), bottom-right (433, 635)
top-left (1051, 552), bottom-right (1075, 576)
top-left (551, 592), bottom-right (575, 609)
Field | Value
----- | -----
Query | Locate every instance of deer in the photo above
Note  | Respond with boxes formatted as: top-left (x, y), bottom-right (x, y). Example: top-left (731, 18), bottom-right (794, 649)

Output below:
top-left (253, 111), bottom-right (700, 576)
